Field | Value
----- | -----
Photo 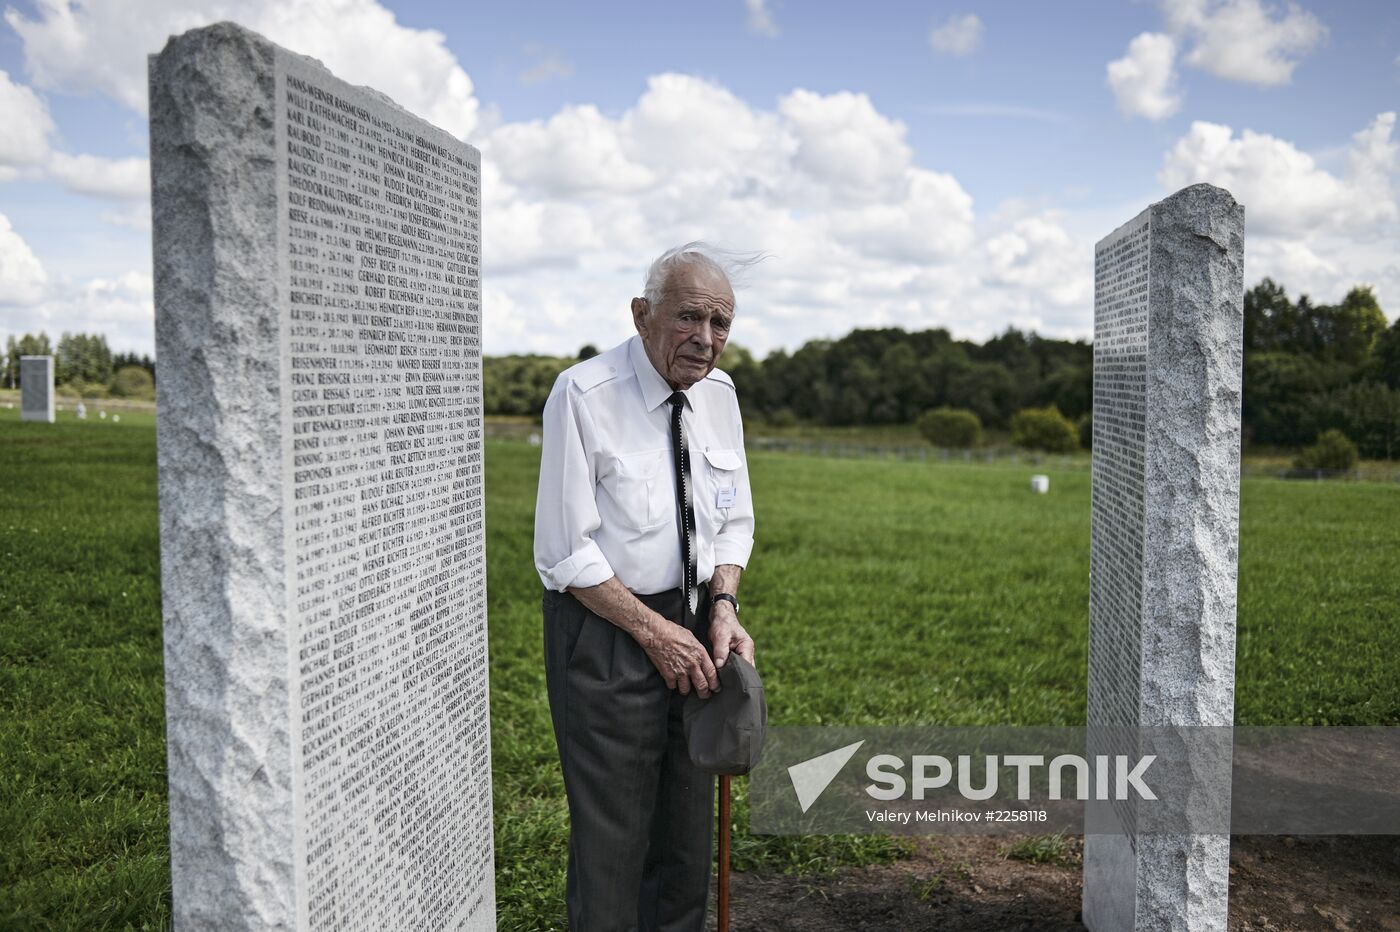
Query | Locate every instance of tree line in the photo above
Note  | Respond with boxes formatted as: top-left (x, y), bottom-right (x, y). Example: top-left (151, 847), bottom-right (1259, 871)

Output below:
top-left (9, 278), bottom-right (1395, 457)
top-left (1239, 281), bottom-right (1398, 458)
top-left (483, 279), bottom-right (1399, 459)
top-left (483, 327), bottom-right (1095, 430)
top-left (4, 332), bottom-right (156, 400)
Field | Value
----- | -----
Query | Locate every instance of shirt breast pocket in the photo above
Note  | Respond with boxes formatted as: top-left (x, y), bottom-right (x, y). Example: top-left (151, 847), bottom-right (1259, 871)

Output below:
top-left (602, 449), bottom-right (672, 532)
top-left (701, 448), bottom-right (743, 528)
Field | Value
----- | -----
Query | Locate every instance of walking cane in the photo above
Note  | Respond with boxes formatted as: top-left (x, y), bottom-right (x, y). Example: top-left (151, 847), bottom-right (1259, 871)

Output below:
top-left (718, 774), bottom-right (731, 932)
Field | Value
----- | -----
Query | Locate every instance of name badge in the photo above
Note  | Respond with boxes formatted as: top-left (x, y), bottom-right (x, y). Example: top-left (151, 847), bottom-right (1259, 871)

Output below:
top-left (716, 487), bottom-right (737, 509)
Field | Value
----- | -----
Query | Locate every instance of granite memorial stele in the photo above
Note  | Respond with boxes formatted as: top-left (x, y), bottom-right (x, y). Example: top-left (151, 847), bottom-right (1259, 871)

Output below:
top-left (150, 22), bottom-right (493, 931)
top-left (1082, 183), bottom-right (1245, 932)
top-left (19, 355), bottom-right (55, 423)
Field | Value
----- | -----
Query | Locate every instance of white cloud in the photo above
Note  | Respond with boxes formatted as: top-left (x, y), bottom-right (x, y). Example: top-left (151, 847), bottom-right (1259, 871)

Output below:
top-left (827, 169), bottom-right (975, 262)
top-left (1157, 112), bottom-right (1400, 319)
top-left (1107, 33), bottom-right (1182, 121)
top-left (61, 271), bottom-right (156, 341)
top-left (1248, 235), bottom-right (1400, 317)
top-left (490, 106), bottom-right (654, 197)
top-left (100, 203), bottom-right (154, 231)
top-left (1161, 0), bottom-right (1326, 87)
top-left (0, 70), bottom-right (55, 179)
top-left (777, 90), bottom-right (912, 202)
top-left (471, 73), bottom-right (1113, 356)
top-left (47, 153), bottom-right (150, 200)
top-left (488, 198), bottom-right (604, 274)
top-left (929, 13), bottom-right (983, 56)
top-left (519, 45), bottom-right (573, 86)
top-left (0, 213), bottom-right (48, 305)
top-left (5, 0), bottom-right (480, 138)
top-left (0, 71), bottom-right (155, 199)
top-left (1159, 112), bottom-right (1397, 237)
top-left (1250, 237), bottom-right (1336, 281)
top-left (1, 270), bottom-right (155, 353)
top-left (4, 4), bottom-right (1222, 357)
top-left (985, 214), bottom-right (1092, 311)
top-left (626, 74), bottom-right (794, 183)
top-left (744, 0), bottom-right (779, 38)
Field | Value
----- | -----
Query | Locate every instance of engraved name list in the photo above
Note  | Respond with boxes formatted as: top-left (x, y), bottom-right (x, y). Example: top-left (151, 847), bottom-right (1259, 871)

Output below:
top-left (278, 55), bottom-right (492, 931)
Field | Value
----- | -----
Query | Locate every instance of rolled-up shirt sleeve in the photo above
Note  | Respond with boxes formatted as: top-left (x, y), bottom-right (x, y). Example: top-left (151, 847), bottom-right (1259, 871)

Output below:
top-left (712, 415), bottom-right (755, 570)
top-left (534, 377), bottom-right (615, 591)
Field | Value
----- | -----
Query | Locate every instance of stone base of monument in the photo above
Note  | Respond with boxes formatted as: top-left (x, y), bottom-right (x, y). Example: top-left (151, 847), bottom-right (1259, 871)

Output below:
top-left (1082, 183), bottom-right (1245, 931)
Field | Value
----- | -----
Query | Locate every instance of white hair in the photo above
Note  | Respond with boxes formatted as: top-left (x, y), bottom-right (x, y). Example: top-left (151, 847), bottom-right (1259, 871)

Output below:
top-left (641, 241), bottom-right (767, 311)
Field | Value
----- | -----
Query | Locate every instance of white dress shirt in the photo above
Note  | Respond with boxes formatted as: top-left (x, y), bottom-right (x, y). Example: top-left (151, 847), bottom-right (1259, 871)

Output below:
top-left (534, 335), bottom-right (756, 595)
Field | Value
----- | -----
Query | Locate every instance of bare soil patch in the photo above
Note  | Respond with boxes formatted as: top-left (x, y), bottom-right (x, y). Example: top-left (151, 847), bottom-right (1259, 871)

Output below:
top-left (712, 836), bottom-right (1400, 931)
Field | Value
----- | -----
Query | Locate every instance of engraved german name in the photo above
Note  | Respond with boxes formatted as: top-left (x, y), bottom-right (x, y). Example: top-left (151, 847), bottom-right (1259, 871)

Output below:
top-left (152, 23), bottom-right (493, 931)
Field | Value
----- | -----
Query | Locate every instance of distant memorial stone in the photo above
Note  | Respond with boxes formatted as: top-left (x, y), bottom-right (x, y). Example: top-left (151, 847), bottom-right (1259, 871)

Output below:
top-left (1082, 184), bottom-right (1244, 931)
top-left (150, 23), bottom-right (491, 930)
top-left (20, 355), bottom-right (54, 422)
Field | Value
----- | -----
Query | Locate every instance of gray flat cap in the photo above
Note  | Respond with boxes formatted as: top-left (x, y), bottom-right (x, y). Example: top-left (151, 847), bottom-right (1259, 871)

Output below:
top-left (683, 654), bottom-right (768, 776)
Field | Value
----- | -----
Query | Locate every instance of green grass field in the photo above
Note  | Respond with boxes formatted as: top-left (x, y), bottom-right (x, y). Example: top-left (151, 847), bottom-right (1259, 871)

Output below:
top-left (2, 410), bottom-right (1398, 929)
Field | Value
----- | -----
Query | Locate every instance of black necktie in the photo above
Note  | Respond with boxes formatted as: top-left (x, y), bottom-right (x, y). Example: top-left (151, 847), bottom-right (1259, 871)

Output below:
top-left (668, 391), bottom-right (698, 623)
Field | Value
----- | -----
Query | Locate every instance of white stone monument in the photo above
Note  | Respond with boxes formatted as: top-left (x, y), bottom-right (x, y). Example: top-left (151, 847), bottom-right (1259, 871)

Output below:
top-left (20, 355), bottom-right (55, 423)
top-left (151, 23), bottom-right (492, 930)
top-left (1083, 184), bottom-right (1244, 931)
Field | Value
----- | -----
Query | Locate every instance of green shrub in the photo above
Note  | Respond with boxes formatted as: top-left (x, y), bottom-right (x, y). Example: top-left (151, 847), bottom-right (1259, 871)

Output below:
top-left (110, 366), bottom-right (155, 400)
top-left (915, 406), bottom-right (982, 448)
top-left (1077, 414), bottom-right (1093, 450)
top-left (766, 408), bottom-right (798, 429)
top-left (1294, 429), bottom-right (1358, 473)
top-left (1010, 406), bottom-right (1078, 453)
top-left (60, 378), bottom-right (110, 399)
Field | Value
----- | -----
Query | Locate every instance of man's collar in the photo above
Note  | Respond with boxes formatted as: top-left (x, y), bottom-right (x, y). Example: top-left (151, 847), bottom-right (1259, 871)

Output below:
top-left (628, 335), bottom-right (691, 412)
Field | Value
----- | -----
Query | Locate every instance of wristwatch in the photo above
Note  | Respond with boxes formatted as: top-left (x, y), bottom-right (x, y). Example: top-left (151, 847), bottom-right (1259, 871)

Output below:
top-left (711, 593), bottom-right (740, 615)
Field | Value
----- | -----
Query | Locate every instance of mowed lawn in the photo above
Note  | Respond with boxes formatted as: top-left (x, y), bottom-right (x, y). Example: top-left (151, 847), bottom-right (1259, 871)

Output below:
top-left (2, 411), bottom-right (1398, 929)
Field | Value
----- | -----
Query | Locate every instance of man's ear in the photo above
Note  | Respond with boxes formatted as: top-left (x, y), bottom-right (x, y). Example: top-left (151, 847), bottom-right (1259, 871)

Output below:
top-left (630, 297), bottom-right (649, 334)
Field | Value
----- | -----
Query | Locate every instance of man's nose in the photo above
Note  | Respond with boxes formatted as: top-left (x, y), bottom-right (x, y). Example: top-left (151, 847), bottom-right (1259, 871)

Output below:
top-left (689, 319), bottom-right (713, 347)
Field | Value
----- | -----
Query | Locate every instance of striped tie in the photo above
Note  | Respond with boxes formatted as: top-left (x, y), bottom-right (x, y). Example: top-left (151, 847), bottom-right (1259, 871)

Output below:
top-left (668, 391), bottom-right (698, 623)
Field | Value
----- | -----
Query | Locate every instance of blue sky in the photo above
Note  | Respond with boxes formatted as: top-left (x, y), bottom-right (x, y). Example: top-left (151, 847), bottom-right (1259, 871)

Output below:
top-left (1, 0), bottom-right (1397, 358)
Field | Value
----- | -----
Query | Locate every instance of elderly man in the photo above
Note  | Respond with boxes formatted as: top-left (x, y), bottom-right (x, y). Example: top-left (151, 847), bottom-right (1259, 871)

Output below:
top-left (534, 243), bottom-right (757, 931)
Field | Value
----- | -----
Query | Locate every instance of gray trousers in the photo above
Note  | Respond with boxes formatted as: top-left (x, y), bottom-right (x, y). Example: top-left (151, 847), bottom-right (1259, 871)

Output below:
top-left (543, 584), bottom-right (714, 932)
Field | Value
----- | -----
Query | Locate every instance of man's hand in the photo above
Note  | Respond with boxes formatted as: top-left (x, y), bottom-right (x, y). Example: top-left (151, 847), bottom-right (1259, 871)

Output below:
top-left (708, 600), bottom-right (754, 669)
top-left (640, 617), bottom-right (720, 697)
